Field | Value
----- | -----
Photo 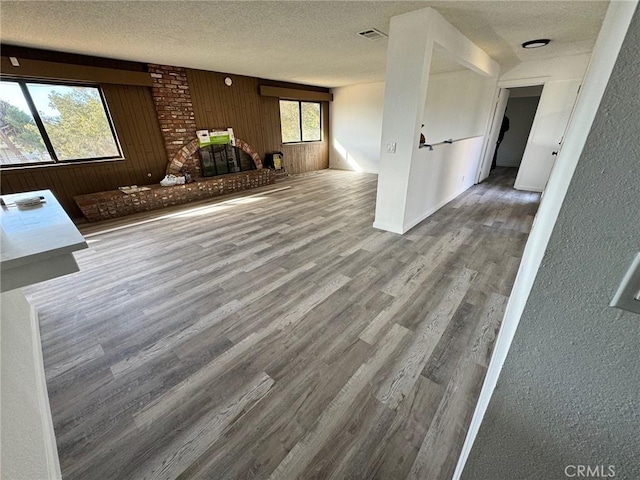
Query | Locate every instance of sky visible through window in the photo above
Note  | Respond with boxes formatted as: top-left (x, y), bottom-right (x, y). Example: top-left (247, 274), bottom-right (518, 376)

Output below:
top-left (0, 84), bottom-right (59, 117)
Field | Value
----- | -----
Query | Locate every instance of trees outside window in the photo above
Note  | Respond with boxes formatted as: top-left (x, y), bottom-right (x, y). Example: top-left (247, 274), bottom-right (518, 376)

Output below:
top-left (0, 79), bottom-right (121, 166)
top-left (279, 100), bottom-right (321, 144)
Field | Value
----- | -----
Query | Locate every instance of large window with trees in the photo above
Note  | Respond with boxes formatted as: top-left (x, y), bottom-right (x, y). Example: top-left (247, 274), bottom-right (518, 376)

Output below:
top-left (0, 79), bottom-right (121, 166)
top-left (279, 100), bottom-right (321, 143)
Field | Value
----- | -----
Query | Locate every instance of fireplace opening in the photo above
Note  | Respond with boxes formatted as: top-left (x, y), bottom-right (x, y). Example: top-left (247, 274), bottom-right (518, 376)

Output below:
top-left (199, 144), bottom-right (256, 178)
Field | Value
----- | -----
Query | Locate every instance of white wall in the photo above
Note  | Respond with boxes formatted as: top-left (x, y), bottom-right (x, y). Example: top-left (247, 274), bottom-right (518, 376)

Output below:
top-left (500, 53), bottom-right (591, 83)
top-left (497, 95), bottom-right (540, 167)
top-left (423, 70), bottom-right (496, 143)
top-left (328, 67), bottom-right (495, 180)
top-left (329, 82), bottom-right (384, 173)
top-left (454, 1), bottom-right (639, 477)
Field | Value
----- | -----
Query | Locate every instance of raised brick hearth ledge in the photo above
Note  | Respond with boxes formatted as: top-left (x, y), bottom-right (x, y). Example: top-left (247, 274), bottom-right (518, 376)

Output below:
top-left (74, 170), bottom-right (275, 222)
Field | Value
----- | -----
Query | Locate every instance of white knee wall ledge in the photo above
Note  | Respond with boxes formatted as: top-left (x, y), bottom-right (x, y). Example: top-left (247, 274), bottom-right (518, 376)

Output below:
top-left (1, 289), bottom-right (62, 479)
top-left (1, 189), bottom-right (87, 479)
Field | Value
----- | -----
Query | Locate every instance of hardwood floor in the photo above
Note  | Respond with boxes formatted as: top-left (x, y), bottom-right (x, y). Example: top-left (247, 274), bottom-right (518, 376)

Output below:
top-left (26, 167), bottom-right (539, 480)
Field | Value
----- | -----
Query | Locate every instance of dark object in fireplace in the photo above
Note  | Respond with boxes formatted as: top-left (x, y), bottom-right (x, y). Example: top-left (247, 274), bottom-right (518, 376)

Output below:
top-left (264, 151), bottom-right (284, 170)
top-left (199, 144), bottom-right (256, 177)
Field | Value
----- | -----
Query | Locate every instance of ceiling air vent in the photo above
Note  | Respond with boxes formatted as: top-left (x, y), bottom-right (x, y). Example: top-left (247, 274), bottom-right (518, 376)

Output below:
top-left (358, 28), bottom-right (388, 40)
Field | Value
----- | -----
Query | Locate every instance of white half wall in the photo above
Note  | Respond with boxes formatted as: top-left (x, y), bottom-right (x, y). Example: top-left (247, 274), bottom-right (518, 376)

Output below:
top-left (329, 82), bottom-right (385, 174)
top-left (1, 289), bottom-right (62, 480)
top-left (403, 69), bottom-right (495, 228)
top-left (403, 137), bottom-right (485, 228)
top-left (374, 7), bottom-right (499, 234)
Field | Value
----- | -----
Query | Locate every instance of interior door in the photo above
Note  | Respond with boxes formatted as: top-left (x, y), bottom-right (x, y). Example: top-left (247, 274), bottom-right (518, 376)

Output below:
top-left (477, 88), bottom-right (509, 182)
top-left (514, 79), bottom-right (582, 192)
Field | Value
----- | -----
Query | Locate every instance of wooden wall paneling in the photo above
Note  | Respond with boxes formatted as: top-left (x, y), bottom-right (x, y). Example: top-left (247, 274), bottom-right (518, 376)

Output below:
top-left (5, 170), bottom-right (25, 193)
top-left (259, 85), bottom-right (333, 102)
top-left (67, 169), bottom-right (85, 205)
top-left (103, 84), bottom-right (167, 183)
top-left (0, 57), bottom-right (152, 87)
top-left (1, 45), bottom-right (147, 72)
top-left (127, 88), bottom-right (154, 178)
top-left (187, 68), bottom-right (328, 174)
top-left (29, 171), bottom-right (47, 194)
top-left (100, 86), bottom-right (132, 188)
top-left (12, 171), bottom-right (26, 193)
top-left (52, 169), bottom-right (74, 209)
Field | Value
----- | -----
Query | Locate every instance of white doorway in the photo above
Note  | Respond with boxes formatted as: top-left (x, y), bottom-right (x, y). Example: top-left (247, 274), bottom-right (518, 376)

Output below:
top-left (494, 86), bottom-right (543, 173)
top-left (477, 78), bottom-right (582, 192)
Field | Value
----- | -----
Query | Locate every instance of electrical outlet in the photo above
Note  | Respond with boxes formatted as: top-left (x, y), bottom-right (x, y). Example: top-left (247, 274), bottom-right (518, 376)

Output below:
top-left (386, 143), bottom-right (396, 154)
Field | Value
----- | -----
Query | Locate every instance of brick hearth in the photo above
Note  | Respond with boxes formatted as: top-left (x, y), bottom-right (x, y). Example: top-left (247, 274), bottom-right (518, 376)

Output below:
top-left (74, 169), bottom-right (275, 222)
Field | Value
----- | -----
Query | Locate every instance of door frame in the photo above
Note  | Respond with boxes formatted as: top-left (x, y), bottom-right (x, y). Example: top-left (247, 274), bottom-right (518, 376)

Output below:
top-left (477, 77), bottom-right (549, 184)
top-left (475, 87), bottom-right (509, 183)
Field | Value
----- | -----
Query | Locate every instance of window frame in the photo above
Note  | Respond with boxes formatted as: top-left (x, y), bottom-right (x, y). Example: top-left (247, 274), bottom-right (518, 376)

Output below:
top-left (0, 77), bottom-right (123, 168)
top-left (279, 99), bottom-right (322, 144)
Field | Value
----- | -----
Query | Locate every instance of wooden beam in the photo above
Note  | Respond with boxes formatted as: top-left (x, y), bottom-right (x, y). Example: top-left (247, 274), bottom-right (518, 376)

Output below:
top-left (259, 85), bottom-right (332, 102)
top-left (0, 57), bottom-right (153, 87)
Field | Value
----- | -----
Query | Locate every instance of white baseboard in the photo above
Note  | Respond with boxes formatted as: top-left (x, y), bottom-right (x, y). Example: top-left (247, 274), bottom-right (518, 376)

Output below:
top-left (514, 183), bottom-right (544, 192)
top-left (372, 220), bottom-right (404, 234)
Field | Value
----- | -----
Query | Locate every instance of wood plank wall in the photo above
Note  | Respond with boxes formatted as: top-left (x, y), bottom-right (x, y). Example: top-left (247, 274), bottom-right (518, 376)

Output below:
top-left (187, 69), bottom-right (329, 175)
top-left (1, 46), bottom-right (330, 218)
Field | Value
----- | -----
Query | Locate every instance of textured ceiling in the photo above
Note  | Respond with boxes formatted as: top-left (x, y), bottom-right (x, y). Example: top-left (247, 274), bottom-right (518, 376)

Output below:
top-left (0, 1), bottom-right (609, 88)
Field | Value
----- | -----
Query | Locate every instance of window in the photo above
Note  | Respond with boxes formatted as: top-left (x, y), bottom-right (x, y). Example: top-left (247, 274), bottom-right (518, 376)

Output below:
top-left (279, 100), bottom-right (321, 143)
top-left (0, 79), bottom-right (121, 166)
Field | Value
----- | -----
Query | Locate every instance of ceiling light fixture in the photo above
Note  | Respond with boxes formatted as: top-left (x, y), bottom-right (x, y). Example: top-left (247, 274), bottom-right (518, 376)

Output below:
top-left (522, 39), bottom-right (551, 49)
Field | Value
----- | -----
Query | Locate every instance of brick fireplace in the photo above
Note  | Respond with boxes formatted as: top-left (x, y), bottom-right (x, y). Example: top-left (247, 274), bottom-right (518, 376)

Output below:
top-left (148, 64), bottom-right (199, 174)
top-left (166, 137), bottom-right (263, 176)
top-left (73, 64), bottom-right (276, 222)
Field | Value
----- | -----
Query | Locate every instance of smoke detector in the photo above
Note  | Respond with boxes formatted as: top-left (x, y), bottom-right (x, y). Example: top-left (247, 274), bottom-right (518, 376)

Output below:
top-left (358, 28), bottom-right (388, 40)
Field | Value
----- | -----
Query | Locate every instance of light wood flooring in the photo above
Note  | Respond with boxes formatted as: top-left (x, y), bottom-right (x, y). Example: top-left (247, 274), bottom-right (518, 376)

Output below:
top-left (26, 167), bottom-right (540, 480)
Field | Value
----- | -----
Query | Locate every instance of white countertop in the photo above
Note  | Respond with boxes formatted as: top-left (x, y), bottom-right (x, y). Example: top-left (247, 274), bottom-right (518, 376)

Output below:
top-left (1, 190), bottom-right (87, 291)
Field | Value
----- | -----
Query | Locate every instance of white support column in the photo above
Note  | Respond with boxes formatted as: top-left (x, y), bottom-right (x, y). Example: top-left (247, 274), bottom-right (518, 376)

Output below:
top-left (373, 9), bottom-right (433, 234)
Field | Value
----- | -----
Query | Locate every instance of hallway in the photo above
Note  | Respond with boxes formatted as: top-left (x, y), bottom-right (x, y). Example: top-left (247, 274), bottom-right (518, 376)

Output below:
top-left (27, 168), bottom-right (540, 479)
